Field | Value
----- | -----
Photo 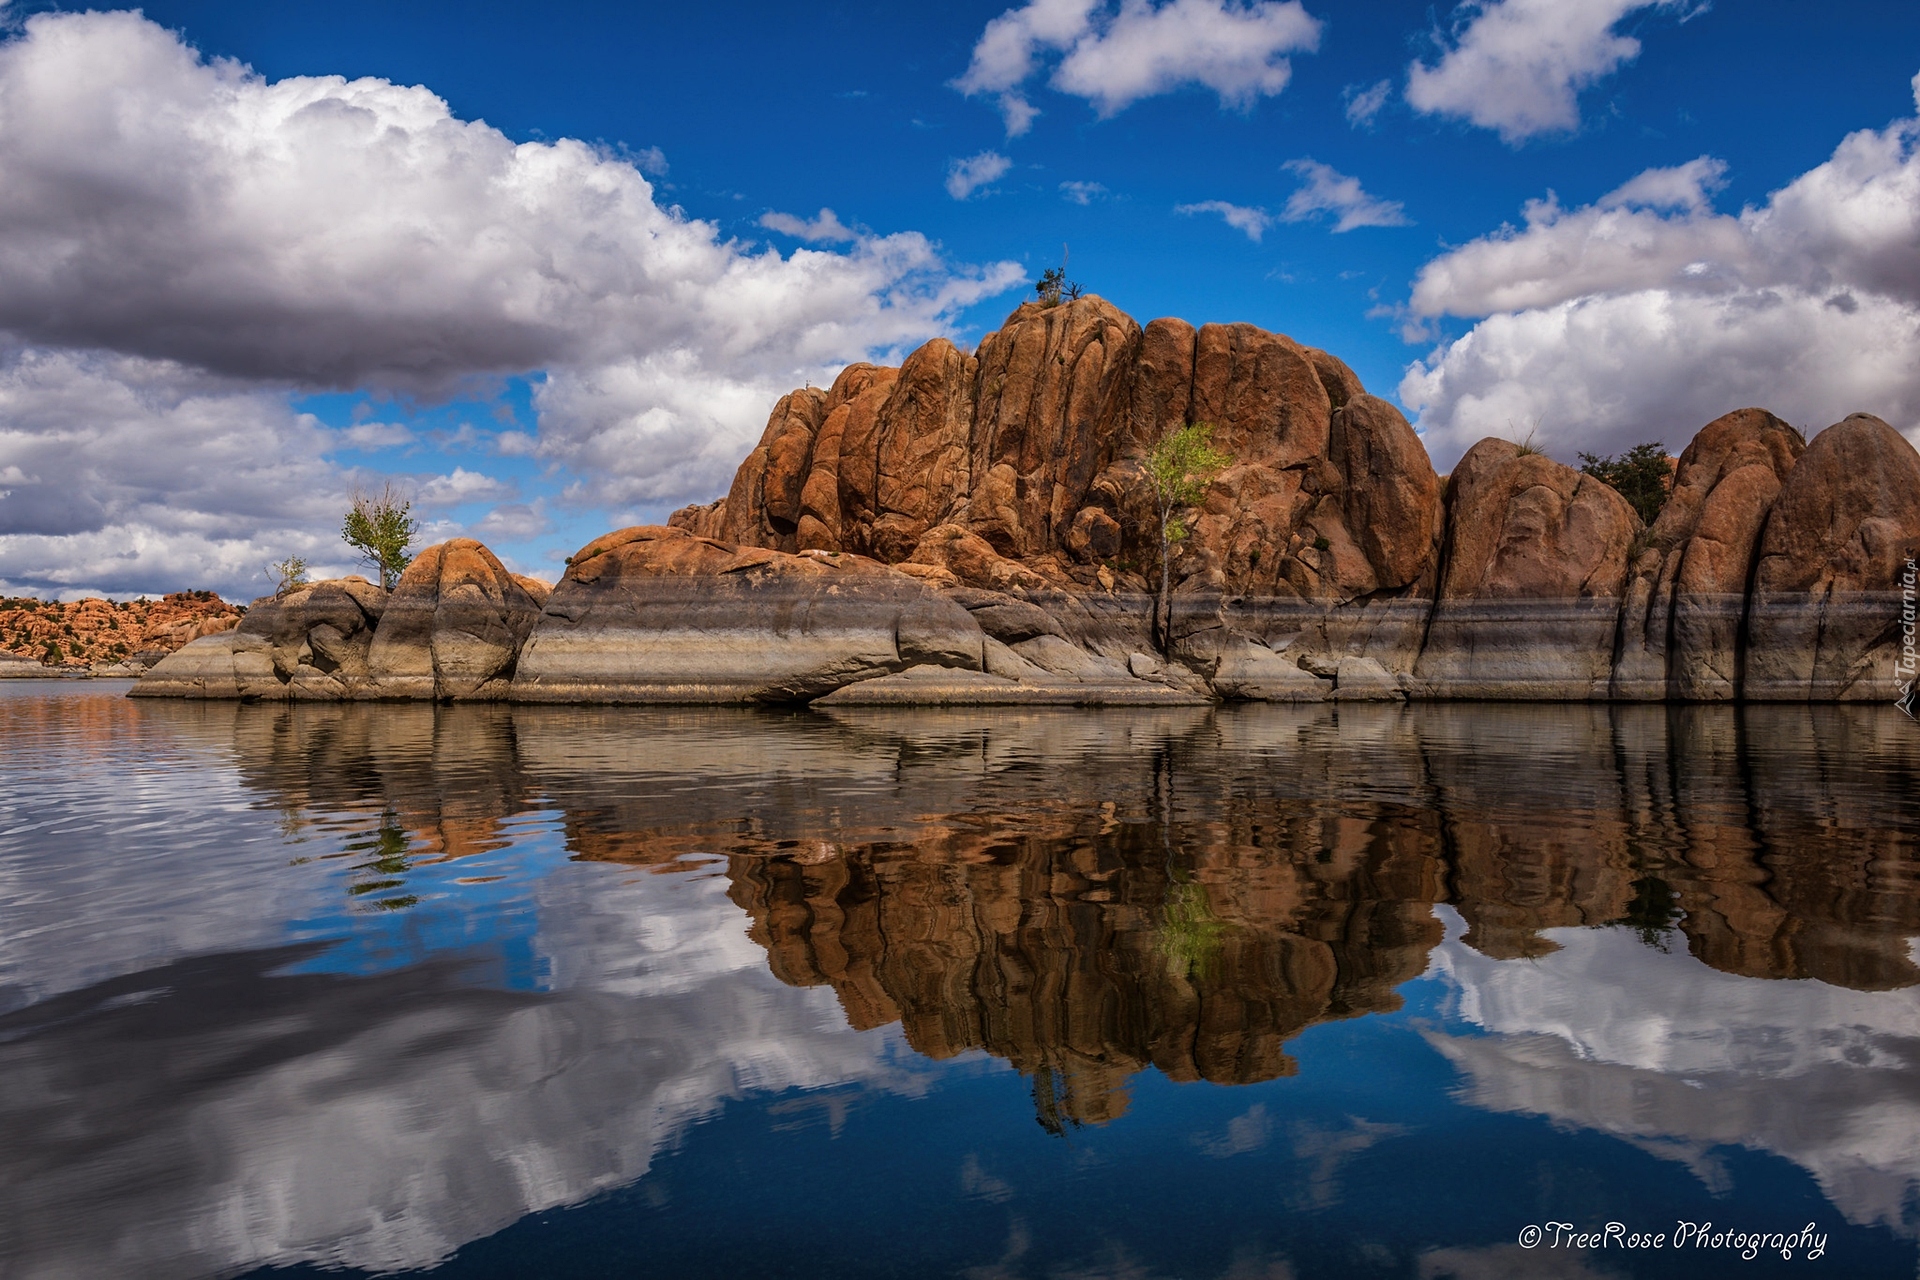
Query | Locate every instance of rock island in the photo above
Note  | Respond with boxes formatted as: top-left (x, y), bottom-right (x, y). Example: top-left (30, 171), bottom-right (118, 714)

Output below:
top-left (133, 297), bottom-right (1920, 705)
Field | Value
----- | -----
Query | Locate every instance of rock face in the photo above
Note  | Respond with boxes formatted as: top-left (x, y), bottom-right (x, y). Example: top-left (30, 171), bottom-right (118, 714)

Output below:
top-left (673, 299), bottom-right (1447, 699)
top-left (367, 540), bottom-right (548, 701)
top-left (1, 591), bottom-right (241, 670)
top-left (1612, 409), bottom-right (1804, 700)
top-left (510, 525), bottom-right (990, 703)
top-left (1415, 440), bottom-right (1641, 699)
top-left (1745, 414), bottom-right (1920, 700)
top-left (129, 299), bottom-right (1920, 705)
top-left (133, 578), bottom-right (389, 701)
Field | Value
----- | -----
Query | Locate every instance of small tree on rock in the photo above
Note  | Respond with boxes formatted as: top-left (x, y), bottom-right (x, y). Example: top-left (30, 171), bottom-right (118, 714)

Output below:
top-left (1140, 421), bottom-right (1229, 656)
top-left (342, 484), bottom-right (419, 590)
top-left (1578, 442), bottom-right (1673, 526)
top-left (267, 555), bottom-right (309, 598)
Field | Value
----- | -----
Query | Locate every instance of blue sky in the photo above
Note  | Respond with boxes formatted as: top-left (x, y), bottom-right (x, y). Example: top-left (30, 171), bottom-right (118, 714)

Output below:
top-left (0, 0), bottom-right (1917, 598)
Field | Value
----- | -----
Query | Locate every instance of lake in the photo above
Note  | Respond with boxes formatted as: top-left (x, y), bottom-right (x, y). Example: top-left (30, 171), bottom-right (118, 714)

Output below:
top-left (1, 680), bottom-right (1916, 1279)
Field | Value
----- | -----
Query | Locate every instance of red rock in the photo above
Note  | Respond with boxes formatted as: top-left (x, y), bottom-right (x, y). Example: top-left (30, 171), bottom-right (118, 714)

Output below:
top-left (1746, 413), bottom-right (1920, 700)
top-left (1414, 441), bottom-right (1640, 698)
top-left (368, 539), bottom-right (548, 700)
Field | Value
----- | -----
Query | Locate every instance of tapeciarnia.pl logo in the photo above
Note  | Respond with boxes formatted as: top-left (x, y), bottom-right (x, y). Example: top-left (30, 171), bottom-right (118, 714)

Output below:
top-left (1899, 556), bottom-right (1917, 719)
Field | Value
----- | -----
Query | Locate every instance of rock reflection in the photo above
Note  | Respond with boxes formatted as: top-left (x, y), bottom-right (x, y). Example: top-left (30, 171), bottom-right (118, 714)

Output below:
top-left (134, 698), bottom-right (1920, 1113)
top-left (2, 696), bottom-right (1912, 1275)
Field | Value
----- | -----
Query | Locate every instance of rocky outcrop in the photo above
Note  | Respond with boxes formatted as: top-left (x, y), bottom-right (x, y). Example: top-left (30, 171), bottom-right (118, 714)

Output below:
top-left (510, 525), bottom-right (983, 703)
top-left (1745, 414), bottom-right (1920, 700)
top-left (1, 591), bottom-right (241, 670)
top-left (1414, 440), bottom-right (1640, 699)
top-left (507, 524), bottom-right (1199, 705)
top-left (128, 299), bottom-right (1920, 705)
top-left (1612, 409), bottom-right (1804, 700)
top-left (367, 540), bottom-right (547, 701)
top-left (133, 578), bottom-right (388, 700)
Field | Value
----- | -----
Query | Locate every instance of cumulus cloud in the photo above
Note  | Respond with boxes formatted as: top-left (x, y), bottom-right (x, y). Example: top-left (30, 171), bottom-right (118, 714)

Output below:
top-left (1280, 159), bottom-right (1411, 231)
top-left (336, 421), bottom-right (415, 450)
top-left (1343, 78), bottom-right (1391, 128)
top-left (0, 345), bottom-right (361, 598)
top-left (1176, 199), bottom-right (1273, 241)
top-left (1401, 80), bottom-right (1920, 467)
top-left (758, 207), bottom-right (858, 243)
top-left (469, 501), bottom-right (553, 541)
top-left (1059, 180), bottom-right (1109, 204)
top-left (0, 11), bottom-right (1023, 591)
top-left (1406, 0), bottom-right (1696, 144)
top-left (953, 0), bottom-right (1321, 136)
top-left (414, 466), bottom-right (517, 508)
top-left (946, 150), bottom-right (1012, 200)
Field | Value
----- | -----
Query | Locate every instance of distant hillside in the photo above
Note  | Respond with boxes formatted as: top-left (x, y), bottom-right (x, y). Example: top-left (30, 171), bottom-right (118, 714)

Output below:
top-left (0, 592), bottom-right (242, 668)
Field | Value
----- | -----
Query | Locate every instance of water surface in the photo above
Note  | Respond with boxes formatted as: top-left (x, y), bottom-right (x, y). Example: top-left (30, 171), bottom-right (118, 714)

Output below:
top-left (1, 681), bottom-right (1917, 1278)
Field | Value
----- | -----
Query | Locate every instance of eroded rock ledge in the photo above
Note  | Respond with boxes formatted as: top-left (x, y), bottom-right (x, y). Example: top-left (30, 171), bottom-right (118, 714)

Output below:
top-left (135, 298), bottom-right (1920, 705)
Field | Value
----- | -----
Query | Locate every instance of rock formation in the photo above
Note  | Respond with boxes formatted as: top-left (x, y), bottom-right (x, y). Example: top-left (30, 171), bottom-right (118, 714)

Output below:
top-left (1745, 414), bottom-right (1920, 701)
top-left (1414, 439), bottom-right (1640, 698)
top-left (134, 578), bottom-right (388, 700)
top-left (367, 539), bottom-right (548, 701)
top-left (132, 297), bottom-right (1920, 704)
top-left (510, 524), bottom-right (1198, 704)
top-left (1, 591), bottom-right (242, 671)
top-left (1612, 409), bottom-right (1805, 700)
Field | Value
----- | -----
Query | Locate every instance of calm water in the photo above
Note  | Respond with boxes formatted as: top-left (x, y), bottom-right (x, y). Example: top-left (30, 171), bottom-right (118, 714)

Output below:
top-left (1, 682), bottom-right (1918, 1279)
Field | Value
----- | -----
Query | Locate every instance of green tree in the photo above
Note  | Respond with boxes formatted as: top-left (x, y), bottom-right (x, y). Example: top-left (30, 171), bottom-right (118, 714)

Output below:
top-left (1140, 421), bottom-right (1230, 655)
top-left (267, 554), bottom-right (310, 598)
top-left (1033, 266), bottom-right (1083, 306)
top-left (1157, 875), bottom-right (1226, 981)
top-left (341, 484), bottom-right (419, 590)
top-left (1034, 266), bottom-right (1065, 305)
top-left (1578, 442), bottom-right (1673, 525)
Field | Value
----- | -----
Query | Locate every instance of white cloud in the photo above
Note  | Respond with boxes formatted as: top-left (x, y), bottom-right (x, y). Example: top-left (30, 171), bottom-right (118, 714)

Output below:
top-left (337, 420), bottom-right (415, 449)
top-left (414, 466), bottom-right (516, 508)
top-left (1343, 78), bottom-right (1391, 128)
top-left (1406, 0), bottom-right (1694, 144)
top-left (1059, 180), bottom-right (1109, 204)
top-left (1599, 153), bottom-right (1727, 212)
top-left (1176, 199), bottom-right (1274, 241)
top-left (629, 144), bottom-right (668, 177)
top-left (0, 345), bottom-right (362, 599)
top-left (758, 207), bottom-right (858, 243)
top-left (1280, 159), bottom-right (1411, 231)
top-left (946, 150), bottom-right (1012, 200)
top-left (0, 11), bottom-right (1024, 588)
top-left (953, 0), bottom-right (1321, 135)
top-left (468, 501), bottom-right (552, 541)
top-left (1401, 82), bottom-right (1920, 467)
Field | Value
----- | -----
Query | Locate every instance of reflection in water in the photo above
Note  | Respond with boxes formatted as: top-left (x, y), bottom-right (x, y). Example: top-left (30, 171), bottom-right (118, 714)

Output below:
top-left (0, 689), bottom-right (1916, 1275)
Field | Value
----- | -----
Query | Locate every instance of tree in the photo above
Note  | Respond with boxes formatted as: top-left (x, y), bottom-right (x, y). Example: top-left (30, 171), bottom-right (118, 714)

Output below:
top-left (1578, 442), bottom-right (1673, 526)
top-left (342, 483), bottom-right (419, 590)
top-left (1140, 421), bottom-right (1229, 655)
top-left (1034, 266), bottom-right (1083, 306)
top-left (267, 555), bottom-right (309, 598)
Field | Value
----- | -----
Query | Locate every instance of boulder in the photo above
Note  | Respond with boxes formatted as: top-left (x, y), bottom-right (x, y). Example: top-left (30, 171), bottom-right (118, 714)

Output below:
top-left (1744, 414), bottom-right (1920, 700)
top-left (1414, 440), bottom-right (1640, 698)
top-left (965, 298), bottom-right (1139, 560)
top-left (132, 578), bottom-right (387, 700)
top-left (671, 296), bottom-right (1446, 701)
top-left (1612, 409), bottom-right (1803, 699)
top-left (367, 540), bottom-right (547, 700)
top-left (510, 526), bottom-right (989, 703)
top-left (0, 652), bottom-right (45, 678)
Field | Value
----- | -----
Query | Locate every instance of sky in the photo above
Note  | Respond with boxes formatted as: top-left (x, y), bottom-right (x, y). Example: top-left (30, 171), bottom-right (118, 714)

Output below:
top-left (0, 0), bottom-right (1916, 599)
